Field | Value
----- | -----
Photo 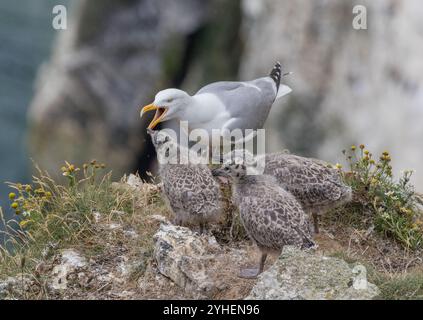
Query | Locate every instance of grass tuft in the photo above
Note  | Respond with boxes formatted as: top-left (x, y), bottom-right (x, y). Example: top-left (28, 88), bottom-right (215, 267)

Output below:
top-left (0, 161), bottom-right (133, 276)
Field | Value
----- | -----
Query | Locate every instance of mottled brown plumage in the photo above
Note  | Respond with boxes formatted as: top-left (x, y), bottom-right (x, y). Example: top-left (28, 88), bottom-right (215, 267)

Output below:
top-left (148, 129), bottom-right (223, 232)
top-left (213, 162), bottom-right (314, 278)
top-left (262, 152), bottom-right (352, 233)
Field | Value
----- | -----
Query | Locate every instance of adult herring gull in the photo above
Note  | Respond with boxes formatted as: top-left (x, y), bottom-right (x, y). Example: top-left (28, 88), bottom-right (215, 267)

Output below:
top-left (140, 62), bottom-right (292, 135)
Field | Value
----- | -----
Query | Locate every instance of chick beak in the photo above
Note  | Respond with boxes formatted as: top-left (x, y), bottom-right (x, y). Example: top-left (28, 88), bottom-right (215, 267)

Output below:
top-left (140, 103), bottom-right (167, 129)
top-left (211, 168), bottom-right (230, 184)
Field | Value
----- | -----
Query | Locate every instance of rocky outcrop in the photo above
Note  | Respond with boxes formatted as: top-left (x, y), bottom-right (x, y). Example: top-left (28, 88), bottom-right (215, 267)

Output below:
top-left (153, 221), bottom-right (251, 299)
top-left (1, 214), bottom-right (381, 300)
top-left (247, 246), bottom-right (380, 300)
top-left (152, 220), bottom-right (380, 300)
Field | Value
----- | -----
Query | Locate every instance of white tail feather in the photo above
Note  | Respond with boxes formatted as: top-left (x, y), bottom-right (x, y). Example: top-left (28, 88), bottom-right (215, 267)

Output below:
top-left (276, 84), bottom-right (292, 100)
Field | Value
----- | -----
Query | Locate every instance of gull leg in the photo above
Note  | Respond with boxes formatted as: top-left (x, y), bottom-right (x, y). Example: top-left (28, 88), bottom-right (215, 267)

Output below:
top-left (171, 216), bottom-right (182, 226)
top-left (199, 222), bottom-right (205, 235)
top-left (259, 252), bottom-right (268, 273)
top-left (239, 252), bottom-right (268, 279)
top-left (312, 212), bottom-right (319, 234)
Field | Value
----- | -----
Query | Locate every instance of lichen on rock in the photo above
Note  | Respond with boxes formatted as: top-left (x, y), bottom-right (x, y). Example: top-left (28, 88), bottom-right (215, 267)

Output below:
top-left (247, 246), bottom-right (380, 300)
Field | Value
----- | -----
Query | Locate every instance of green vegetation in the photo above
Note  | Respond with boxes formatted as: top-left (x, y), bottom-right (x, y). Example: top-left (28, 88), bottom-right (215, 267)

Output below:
top-left (339, 144), bottom-right (423, 250)
top-left (371, 268), bottom-right (423, 300)
top-left (0, 161), bottom-right (165, 282)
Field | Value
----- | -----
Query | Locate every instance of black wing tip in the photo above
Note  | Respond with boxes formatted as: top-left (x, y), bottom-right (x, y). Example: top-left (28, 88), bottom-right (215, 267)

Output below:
top-left (269, 61), bottom-right (282, 89)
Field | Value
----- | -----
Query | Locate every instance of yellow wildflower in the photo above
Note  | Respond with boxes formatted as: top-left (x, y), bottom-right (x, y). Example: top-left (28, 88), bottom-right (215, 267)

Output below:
top-left (399, 206), bottom-right (412, 215)
top-left (8, 192), bottom-right (16, 200)
top-left (19, 220), bottom-right (30, 228)
top-left (11, 202), bottom-right (18, 209)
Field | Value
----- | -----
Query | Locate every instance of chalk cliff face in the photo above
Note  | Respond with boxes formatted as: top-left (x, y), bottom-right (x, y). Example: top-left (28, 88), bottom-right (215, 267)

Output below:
top-left (239, 0), bottom-right (423, 188)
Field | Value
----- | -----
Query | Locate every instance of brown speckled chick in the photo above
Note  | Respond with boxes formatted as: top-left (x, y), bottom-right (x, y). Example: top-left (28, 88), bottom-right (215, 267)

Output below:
top-left (148, 129), bottom-right (223, 233)
top-left (262, 152), bottom-right (353, 234)
top-left (213, 160), bottom-right (315, 279)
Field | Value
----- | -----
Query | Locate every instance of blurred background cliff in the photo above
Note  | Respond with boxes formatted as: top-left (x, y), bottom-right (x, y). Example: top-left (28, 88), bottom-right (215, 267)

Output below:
top-left (1, 0), bottom-right (423, 223)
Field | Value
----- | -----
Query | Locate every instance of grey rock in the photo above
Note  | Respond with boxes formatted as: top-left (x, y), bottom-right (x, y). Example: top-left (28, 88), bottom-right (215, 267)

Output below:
top-left (51, 249), bottom-right (87, 291)
top-left (247, 246), bottom-right (380, 300)
top-left (0, 277), bottom-right (18, 299)
top-left (153, 222), bottom-right (246, 299)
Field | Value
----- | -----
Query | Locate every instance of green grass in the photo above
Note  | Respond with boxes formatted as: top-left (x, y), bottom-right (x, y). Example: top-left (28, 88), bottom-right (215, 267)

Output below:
top-left (373, 270), bottom-right (423, 300)
top-left (0, 161), bottom-right (160, 281)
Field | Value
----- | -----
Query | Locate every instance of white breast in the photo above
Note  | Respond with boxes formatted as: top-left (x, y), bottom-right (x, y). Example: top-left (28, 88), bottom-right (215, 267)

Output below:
top-left (186, 93), bottom-right (230, 132)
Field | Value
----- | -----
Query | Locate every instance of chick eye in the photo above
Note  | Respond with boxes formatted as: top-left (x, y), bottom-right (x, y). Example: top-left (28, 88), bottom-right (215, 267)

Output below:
top-left (224, 167), bottom-right (230, 171)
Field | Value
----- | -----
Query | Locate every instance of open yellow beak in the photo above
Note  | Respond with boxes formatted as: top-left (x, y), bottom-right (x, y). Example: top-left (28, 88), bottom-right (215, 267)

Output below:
top-left (140, 103), bottom-right (168, 130)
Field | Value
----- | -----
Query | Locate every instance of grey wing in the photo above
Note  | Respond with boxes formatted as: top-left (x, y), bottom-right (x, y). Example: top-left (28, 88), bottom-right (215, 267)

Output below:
top-left (196, 78), bottom-right (277, 130)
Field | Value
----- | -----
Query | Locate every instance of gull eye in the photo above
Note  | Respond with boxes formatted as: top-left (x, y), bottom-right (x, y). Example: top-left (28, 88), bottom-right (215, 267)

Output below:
top-left (167, 98), bottom-right (173, 103)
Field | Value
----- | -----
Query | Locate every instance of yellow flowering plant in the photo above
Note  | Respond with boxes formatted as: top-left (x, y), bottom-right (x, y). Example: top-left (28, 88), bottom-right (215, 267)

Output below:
top-left (341, 145), bottom-right (423, 249)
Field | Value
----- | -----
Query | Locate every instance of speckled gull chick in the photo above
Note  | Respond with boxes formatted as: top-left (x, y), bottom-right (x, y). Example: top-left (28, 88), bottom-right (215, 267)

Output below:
top-left (213, 160), bottom-right (315, 279)
top-left (140, 62), bottom-right (291, 136)
top-left (147, 129), bottom-right (223, 233)
top-left (225, 150), bottom-right (353, 234)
